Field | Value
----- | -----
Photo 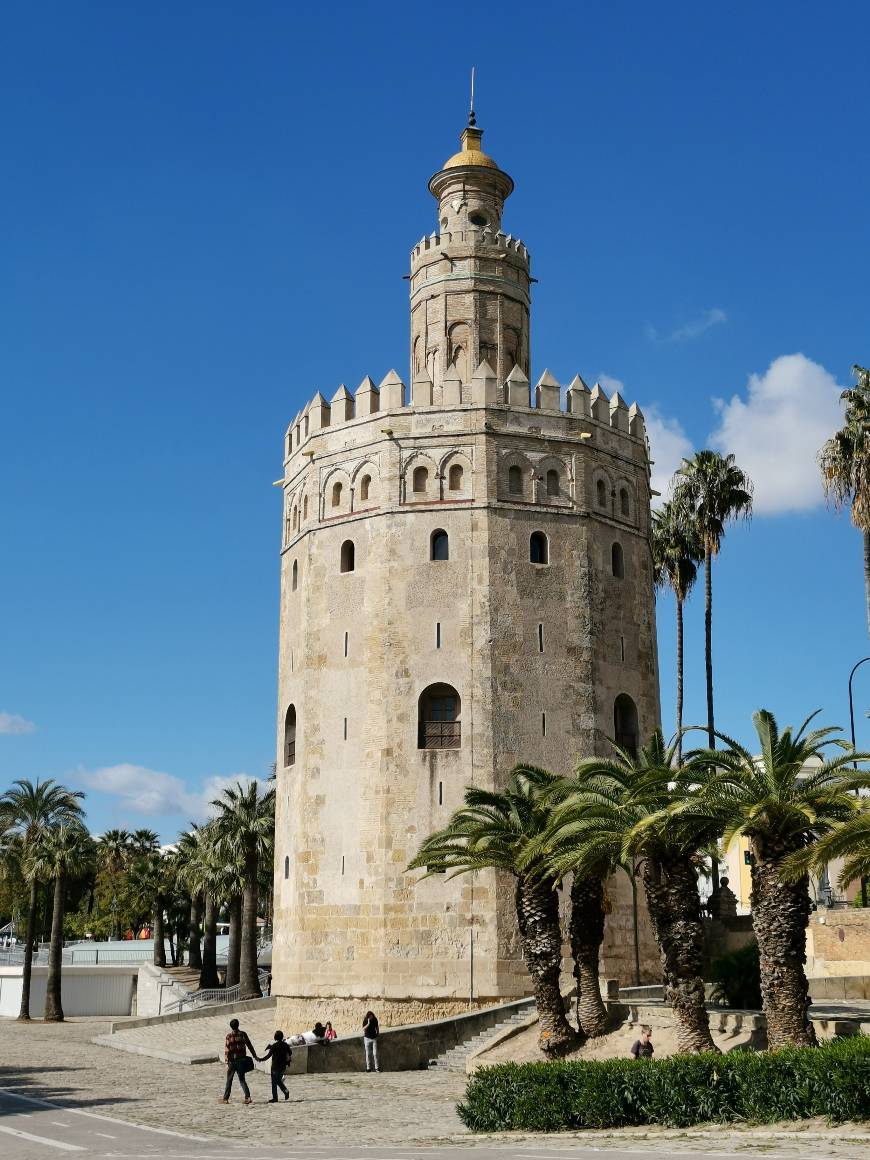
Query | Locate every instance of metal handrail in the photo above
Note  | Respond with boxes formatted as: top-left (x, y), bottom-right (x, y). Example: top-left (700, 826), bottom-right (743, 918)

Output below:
top-left (166, 968), bottom-right (271, 1014)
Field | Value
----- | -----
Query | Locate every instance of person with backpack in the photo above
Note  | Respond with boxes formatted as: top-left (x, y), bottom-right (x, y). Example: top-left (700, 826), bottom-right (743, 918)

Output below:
top-left (261, 1030), bottom-right (292, 1102)
top-left (221, 1018), bottom-right (257, 1104)
top-left (362, 1010), bottom-right (380, 1072)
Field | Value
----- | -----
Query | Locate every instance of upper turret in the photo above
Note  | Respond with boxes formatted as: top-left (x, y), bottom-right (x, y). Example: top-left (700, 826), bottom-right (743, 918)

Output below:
top-left (428, 121), bottom-right (515, 236)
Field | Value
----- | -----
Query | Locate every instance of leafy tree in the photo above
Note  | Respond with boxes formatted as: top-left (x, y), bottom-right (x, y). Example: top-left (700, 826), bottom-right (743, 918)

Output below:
top-left (819, 364), bottom-right (870, 635)
top-left (0, 779), bottom-right (85, 1020)
top-left (651, 499), bottom-right (703, 765)
top-left (675, 451), bottom-right (753, 753)
top-left (682, 710), bottom-right (870, 1048)
top-left (211, 781), bottom-right (275, 999)
top-left (543, 734), bottom-right (718, 1054)
top-left (27, 824), bottom-right (94, 1021)
top-left (409, 769), bottom-right (578, 1056)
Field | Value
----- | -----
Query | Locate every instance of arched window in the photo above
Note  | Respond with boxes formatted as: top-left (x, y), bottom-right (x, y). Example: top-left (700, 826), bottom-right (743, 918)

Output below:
top-left (332, 481), bottom-right (343, 508)
top-left (448, 464), bottom-right (464, 491)
top-left (359, 474), bottom-right (371, 502)
top-left (413, 466), bottom-right (428, 493)
top-left (340, 540), bottom-right (355, 573)
top-left (508, 465), bottom-right (523, 495)
top-left (418, 683), bottom-right (461, 749)
top-left (596, 478), bottom-right (607, 507)
top-left (620, 487), bottom-right (630, 517)
top-left (431, 529), bottom-right (449, 561)
top-left (303, 495), bottom-right (308, 521)
top-left (284, 704), bottom-right (297, 767)
top-left (283, 856), bottom-right (289, 879)
top-left (614, 694), bottom-right (639, 758)
top-left (291, 560), bottom-right (298, 591)
top-left (530, 531), bottom-right (549, 565)
top-left (546, 469), bottom-right (559, 497)
top-left (292, 506), bottom-right (298, 530)
top-left (611, 542), bottom-right (625, 579)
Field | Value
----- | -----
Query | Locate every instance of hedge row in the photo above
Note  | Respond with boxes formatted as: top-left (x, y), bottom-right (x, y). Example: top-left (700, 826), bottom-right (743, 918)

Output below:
top-left (458, 1036), bottom-right (870, 1131)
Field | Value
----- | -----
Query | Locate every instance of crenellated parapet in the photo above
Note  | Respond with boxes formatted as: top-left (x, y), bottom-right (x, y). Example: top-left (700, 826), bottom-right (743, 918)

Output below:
top-left (283, 362), bottom-right (647, 465)
top-left (410, 229), bottom-right (530, 264)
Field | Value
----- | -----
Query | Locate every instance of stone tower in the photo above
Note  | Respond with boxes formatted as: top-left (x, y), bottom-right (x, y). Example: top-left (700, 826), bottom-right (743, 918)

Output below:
top-left (272, 111), bottom-right (661, 1026)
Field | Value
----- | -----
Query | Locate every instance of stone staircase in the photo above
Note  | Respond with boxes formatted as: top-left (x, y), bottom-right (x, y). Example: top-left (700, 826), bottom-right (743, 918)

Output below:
top-left (163, 964), bottom-right (201, 992)
top-left (427, 997), bottom-right (537, 1071)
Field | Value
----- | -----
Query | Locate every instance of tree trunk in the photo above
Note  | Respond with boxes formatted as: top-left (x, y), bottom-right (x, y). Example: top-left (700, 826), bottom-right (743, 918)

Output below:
top-left (704, 543), bottom-right (720, 889)
top-left (187, 894), bottom-right (202, 970)
top-left (676, 596), bottom-right (684, 766)
top-left (44, 872), bottom-right (66, 1022)
top-left (642, 853), bottom-right (717, 1053)
top-left (750, 847), bottom-right (817, 1049)
top-left (515, 876), bottom-right (577, 1055)
top-left (864, 529), bottom-right (870, 639)
top-left (199, 894), bottom-right (219, 989)
top-left (569, 874), bottom-right (609, 1037)
top-left (225, 895), bottom-right (242, 988)
top-left (152, 894), bottom-right (166, 968)
top-left (239, 852), bottom-right (262, 1001)
top-left (18, 877), bottom-right (40, 1021)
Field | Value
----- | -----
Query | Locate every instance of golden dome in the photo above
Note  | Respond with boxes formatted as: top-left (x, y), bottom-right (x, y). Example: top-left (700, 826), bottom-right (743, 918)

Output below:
top-left (441, 125), bottom-right (499, 171)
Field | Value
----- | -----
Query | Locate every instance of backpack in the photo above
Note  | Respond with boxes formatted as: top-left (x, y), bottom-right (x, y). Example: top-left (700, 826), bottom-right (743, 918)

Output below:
top-left (275, 1041), bottom-right (292, 1069)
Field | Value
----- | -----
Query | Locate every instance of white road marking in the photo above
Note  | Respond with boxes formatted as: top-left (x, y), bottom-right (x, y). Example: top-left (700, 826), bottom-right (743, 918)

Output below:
top-left (0, 1086), bottom-right (211, 1141)
top-left (93, 1131), bottom-right (117, 1137)
top-left (51, 1121), bottom-right (72, 1127)
top-left (0, 1122), bottom-right (85, 1151)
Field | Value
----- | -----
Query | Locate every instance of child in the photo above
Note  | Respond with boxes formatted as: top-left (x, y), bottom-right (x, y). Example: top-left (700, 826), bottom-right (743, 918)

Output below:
top-left (261, 1030), bottom-right (292, 1101)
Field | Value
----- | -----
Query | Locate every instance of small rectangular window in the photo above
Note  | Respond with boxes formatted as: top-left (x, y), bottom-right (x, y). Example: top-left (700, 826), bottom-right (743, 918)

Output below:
top-left (341, 855), bottom-right (345, 876)
top-left (438, 780), bottom-right (443, 805)
top-left (290, 649), bottom-right (294, 673)
top-left (344, 631), bottom-right (348, 658)
top-left (343, 717), bottom-right (347, 740)
top-left (436, 622), bottom-right (441, 649)
top-left (620, 635), bottom-right (625, 663)
top-left (538, 623), bottom-right (544, 653)
top-left (542, 712), bottom-right (547, 737)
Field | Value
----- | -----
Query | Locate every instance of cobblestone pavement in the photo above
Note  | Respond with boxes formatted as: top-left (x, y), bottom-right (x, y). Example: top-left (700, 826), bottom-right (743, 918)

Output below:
top-left (0, 1019), bottom-right (867, 1158)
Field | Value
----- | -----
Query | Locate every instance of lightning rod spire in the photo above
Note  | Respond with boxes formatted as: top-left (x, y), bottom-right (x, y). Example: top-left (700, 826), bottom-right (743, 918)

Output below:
top-left (469, 66), bottom-right (476, 126)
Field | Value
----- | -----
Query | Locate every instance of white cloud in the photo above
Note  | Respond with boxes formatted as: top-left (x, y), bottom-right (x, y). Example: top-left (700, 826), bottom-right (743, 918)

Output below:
top-left (646, 307), bottom-right (727, 343)
top-left (0, 712), bottom-right (36, 735)
top-left (644, 407), bottom-right (695, 506)
top-left (78, 763), bottom-right (265, 822)
top-left (709, 353), bottom-right (844, 515)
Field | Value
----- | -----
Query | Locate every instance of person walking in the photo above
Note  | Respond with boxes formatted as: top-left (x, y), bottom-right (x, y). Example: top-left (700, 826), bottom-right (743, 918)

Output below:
top-left (630, 1024), bottom-right (654, 1059)
top-left (362, 1009), bottom-right (380, 1072)
top-left (221, 1017), bottom-right (257, 1103)
top-left (261, 1030), bottom-right (292, 1102)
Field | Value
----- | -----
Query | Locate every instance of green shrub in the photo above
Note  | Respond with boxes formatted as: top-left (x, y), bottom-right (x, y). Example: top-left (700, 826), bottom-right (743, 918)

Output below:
top-left (457, 1036), bottom-right (870, 1131)
top-left (708, 941), bottom-right (762, 1009)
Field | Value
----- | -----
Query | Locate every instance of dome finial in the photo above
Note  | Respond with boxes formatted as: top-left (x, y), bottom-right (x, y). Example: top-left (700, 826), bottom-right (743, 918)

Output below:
top-left (468, 66), bottom-right (476, 127)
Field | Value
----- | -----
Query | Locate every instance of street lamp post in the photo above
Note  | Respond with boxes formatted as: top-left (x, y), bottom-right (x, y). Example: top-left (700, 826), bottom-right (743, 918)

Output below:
top-left (848, 657), bottom-right (870, 908)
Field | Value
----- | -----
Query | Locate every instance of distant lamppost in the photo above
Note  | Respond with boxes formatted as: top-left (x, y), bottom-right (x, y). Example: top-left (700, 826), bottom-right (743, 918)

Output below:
top-left (848, 657), bottom-right (870, 908)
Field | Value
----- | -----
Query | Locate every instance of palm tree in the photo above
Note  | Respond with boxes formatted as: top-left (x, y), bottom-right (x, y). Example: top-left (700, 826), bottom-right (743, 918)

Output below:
top-left (651, 500), bottom-right (703, 765)
top-left (0, 779), bottom-right (85, 1020)
top-left (819, 364), bottom-right (870, 635)
top-left (211, 781), bottom-right (275, 1000)
top-left (28, 824), bottom-right (93, 1021)
top-left (682, 709), bottom-right (870, 1048)
top-left (130, 829), bottom-right (160, 855)
top-left (543, 734), bottom-right (719, 1054)
top-left (786, 804), bottom-right (870, 894)
top-left (409, 768), bottom-right (578, 1056)
top-left (127, 850), bottom-right (172, 967)
top-left (174, 828), bottom-right (204, 972)
top-left (96, 829), bottom-right (132, 939)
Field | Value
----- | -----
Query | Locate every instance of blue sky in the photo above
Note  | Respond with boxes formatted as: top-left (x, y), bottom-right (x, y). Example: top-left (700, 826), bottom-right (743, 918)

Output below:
top-left (2, 2), bottom-right (868, 841)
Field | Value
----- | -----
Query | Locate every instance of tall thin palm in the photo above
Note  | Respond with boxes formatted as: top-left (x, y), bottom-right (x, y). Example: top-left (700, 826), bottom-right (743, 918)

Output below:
top-left (28, 824), bottom-right (93, 1021)
top-left (127, 851), bottom-right (172, 967)
top-left (0, 779), bottom-right (85, 1020)
top-left (682, 709), bottom-right (870, 1048)
top-left (174, 828), bottom-right (204, 972)
top-left (541, 734), bottom-right (719, 1054)
top-left (819, 364), bottom-right (870, 636)
top-left (409, 768), bottom-right (578, 1055)
top-left (651, 500), bottom-right (703, 764)
top-left (96, 829), bottom-right (132, 938)
top-left (211, 781), bottom-right (275, 1000)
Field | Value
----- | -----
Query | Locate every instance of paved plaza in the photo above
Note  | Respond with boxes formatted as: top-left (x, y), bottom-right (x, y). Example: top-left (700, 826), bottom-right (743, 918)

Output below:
top-left (0, 1019), bottom-right (868, 1158)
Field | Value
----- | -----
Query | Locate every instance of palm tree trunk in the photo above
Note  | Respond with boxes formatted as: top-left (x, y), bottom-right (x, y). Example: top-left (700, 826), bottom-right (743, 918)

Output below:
top-left (642, 853), bottom-right (717, 1053)
top-left (239, 852), bottom-right (262, 1000)
top-left (864, 529), bottom-right (870, 639)
top-left (225, 895), bottom-right (242, 988)
top-left (569, 874), bottom-right (608, 1037)
top-left (18, 877), bottom-right (40, 1021)
top-left (44, 872), bottom-right (66, 1022)
top-left (749, 851), bottom-right (817, 1049)
top-left (199, 894), bottom-right (219, 989)
top-left (515, 876), bottom-right (577, 1056)
top-left (188, 894), bottom-right (202, 970)
top-left (704, 543), bottom-right (720, 889)
top-left (676, 596), bottom-right (685, 765)
top-left (152, 894), bottom-right (166, 968)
